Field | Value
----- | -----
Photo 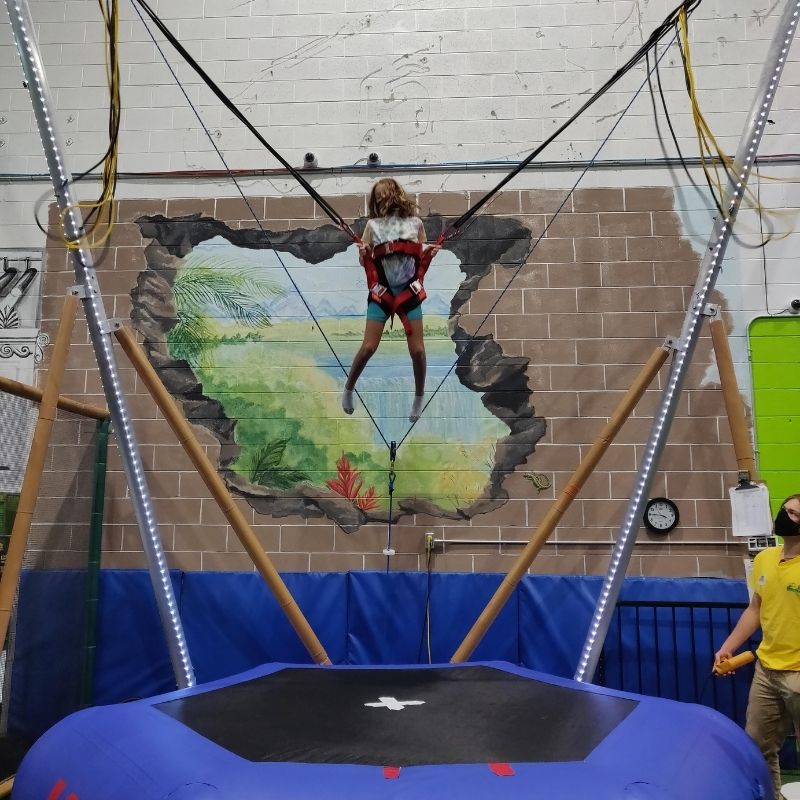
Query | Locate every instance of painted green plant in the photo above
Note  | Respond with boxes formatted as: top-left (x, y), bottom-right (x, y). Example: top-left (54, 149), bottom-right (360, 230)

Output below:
top-left (168, 254), bottom-right (285, 366)
top-left (245, 437), bottom-right (309, 489)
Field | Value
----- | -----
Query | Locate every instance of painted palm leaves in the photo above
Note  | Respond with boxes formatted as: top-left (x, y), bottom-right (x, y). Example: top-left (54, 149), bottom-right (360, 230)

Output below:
top-left (169, 252), bottom-right (306, 490)
top-left (169, 253), bottom-right (284, 366)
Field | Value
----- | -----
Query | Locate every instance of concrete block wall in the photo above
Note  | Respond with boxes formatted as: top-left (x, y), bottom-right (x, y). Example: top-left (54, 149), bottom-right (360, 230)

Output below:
top-left (28, 186), bottom-right (758, 578)
top-left (3, 0), bottom-right (800, 579)
top-left (2, 0), bottom-right (798, 180)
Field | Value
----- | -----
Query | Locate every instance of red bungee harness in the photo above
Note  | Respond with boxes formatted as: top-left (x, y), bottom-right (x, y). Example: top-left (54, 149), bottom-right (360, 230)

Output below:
top-left (358, 236), bottom-right (442, 335)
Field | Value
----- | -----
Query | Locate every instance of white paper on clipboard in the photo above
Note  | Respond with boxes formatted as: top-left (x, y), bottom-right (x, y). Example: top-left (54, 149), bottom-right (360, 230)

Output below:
top-left (729, 483), bottom-right (773, 538)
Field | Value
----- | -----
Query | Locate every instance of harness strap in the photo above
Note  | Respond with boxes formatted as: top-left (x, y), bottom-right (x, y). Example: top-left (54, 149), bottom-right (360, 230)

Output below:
top-left (359, 235), bottom-right (442, 335)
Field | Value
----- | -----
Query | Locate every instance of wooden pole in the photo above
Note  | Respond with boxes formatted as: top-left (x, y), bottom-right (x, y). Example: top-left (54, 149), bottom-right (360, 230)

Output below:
top-left (113, 327), bottom-right (331, 665)
top-left (0, 294), bottom-right (80, 649)
top-left (709, 318), bottom-right (758, 478)
top-left (451, 343), bottom-right (671, 663)
top-left (0, 374), bottom-right (108, 420)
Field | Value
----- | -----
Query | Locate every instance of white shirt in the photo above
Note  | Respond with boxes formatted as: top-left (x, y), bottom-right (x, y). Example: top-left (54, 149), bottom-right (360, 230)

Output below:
top-left (366, 215), bottom-right (423, 294)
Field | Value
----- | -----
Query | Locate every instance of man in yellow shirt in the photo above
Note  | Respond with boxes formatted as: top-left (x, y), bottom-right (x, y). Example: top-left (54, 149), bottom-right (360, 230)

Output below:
top-left (716, 493), bottom-right (800, 800)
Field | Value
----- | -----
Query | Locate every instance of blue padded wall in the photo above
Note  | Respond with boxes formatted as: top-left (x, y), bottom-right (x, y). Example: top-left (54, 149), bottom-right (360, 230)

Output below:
top-left (93, 569), bottom-right (185, 705)
top-left (8, 570), bottom-right (753, 739)
top-left (346, 572), bottom-right (519, 664)
top-left (181, 571), bottom-right (348, 682)
top-left (9, 571), bottom-right (87, 737)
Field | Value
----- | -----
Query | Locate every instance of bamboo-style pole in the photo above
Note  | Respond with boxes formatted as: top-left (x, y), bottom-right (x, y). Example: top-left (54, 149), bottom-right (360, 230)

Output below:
top-left (709, 318), bottom-right (757, 478)
top-left (114, 327), bottom-right (331, 665)
top-left (0, 295), bottom-right (79, 649)
top-left (451, 342), bottom-right (671, 663)
top-left (0, 374), bottom-right (108, 420)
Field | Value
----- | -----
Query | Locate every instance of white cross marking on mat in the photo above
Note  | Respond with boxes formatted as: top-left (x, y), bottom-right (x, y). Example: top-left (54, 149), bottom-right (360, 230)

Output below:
top-left (364, 696), bottom-right (425, 711)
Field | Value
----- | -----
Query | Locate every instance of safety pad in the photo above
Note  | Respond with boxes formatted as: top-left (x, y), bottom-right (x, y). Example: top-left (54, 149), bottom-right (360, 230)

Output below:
top-left (12, 661), bottom-right (771, 800)
top-left (347, 571), bottom-right (518, 664)
top-left (181, 571), bottom-right (347, 682)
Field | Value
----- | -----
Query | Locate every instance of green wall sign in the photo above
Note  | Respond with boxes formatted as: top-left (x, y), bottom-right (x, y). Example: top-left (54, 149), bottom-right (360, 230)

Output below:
top-left (749, 317), bottom-right (800, 513)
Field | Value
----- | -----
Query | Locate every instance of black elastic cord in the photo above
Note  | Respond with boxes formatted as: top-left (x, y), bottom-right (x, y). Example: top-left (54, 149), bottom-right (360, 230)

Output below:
top-left (447, 0), bottom-right (703, 234)
top-left (398, 30), bottom-right (680, 449)
top-left (133, 3), bottom-right (392, 450)
top-left (131, 0), bottom-right (355, 239)
top-left (385, 442), bottom-right (397, 571)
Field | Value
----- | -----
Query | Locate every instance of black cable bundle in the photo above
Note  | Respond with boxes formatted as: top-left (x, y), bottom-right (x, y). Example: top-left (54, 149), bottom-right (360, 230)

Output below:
top-left (449, 0), bottom-right (704, 232)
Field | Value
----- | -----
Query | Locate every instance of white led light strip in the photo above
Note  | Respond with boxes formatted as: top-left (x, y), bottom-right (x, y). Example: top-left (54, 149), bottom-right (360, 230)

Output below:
top-left (4, 0), bottom-right (195, 689)
top-left (575, 0), bottom-right (800, 684)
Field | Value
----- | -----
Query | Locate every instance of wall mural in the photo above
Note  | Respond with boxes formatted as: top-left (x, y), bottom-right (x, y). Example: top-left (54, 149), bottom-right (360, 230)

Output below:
top-left (132, 213), bottom-right (544, 531)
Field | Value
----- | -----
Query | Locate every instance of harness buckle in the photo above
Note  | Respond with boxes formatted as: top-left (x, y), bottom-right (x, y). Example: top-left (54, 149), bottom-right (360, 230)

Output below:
top-left (409, 279), bottom-right (423, 295)
top-left (370, 283), bottom-right (388, 298)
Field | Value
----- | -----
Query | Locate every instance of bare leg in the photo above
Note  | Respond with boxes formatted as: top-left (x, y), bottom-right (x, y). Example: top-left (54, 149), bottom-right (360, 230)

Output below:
top-left (406, 317), bottom-right (426, 422)
top-left (343, 319), bottom-right (385, 413)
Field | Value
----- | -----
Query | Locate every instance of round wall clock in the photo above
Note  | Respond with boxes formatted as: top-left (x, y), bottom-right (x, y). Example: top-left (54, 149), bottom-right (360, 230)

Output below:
top-left (643, 497), bottom-right (680, 533)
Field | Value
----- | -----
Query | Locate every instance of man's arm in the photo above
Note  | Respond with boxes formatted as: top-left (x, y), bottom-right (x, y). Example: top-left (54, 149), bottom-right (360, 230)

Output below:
top-left (714, 592), bottom-right (761, 666)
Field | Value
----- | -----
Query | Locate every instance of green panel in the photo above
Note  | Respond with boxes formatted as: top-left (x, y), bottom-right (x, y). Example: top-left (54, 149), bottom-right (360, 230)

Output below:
top-left (750, 318), bottom-right (800, 338)
top-left (749, 317), bottom-right (800, 513)
top-left (757, 417), bottom-right (798, 444)
top-left (751, 364), bottom-right (800, 390)
top-left (755, 390), bottom-right (800, 415)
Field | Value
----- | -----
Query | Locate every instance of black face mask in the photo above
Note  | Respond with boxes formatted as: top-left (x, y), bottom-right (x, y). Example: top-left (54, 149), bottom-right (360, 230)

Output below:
top-left (774, 507), bottom-right (800, 537)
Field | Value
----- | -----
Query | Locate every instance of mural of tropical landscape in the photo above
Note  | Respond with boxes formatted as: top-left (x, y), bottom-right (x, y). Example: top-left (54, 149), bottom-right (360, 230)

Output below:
top-left (165, 237), bottom-right (510, 514)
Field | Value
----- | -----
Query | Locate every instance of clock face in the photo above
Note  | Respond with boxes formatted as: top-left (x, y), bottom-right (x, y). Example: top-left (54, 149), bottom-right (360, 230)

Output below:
top-left (644, 498), bottom-right (679, 533)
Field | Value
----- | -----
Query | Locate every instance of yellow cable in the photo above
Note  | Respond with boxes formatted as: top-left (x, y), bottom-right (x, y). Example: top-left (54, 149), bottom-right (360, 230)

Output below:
top-left (676, 7), bottom-right (795, 242)
top-left (63, 0), bottom-right (119, 250)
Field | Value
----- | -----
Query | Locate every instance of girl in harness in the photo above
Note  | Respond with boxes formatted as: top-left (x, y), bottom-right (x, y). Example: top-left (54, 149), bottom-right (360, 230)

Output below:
top-left (342, 178), bottom-right (439, 423)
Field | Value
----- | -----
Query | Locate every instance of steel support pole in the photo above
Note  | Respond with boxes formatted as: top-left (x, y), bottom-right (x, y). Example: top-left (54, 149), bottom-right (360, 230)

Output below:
top-left (575, 0), bottom-right (800, 683)
top-left (4, 0), bottom-right (194, 689)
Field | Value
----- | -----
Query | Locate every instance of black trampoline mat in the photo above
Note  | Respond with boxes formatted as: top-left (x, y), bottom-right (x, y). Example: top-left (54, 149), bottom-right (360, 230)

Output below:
top-left (155, 666), bottom-right (637, 766)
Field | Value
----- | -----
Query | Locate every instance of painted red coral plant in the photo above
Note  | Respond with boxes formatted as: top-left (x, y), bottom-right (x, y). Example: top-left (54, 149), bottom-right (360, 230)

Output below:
top-left (326, 454), bottom-right (379, 511)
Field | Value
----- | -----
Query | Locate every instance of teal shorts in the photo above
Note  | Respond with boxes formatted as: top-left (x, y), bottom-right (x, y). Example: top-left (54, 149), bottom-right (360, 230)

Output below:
top-left (367, 301), bottom-right (422, 323)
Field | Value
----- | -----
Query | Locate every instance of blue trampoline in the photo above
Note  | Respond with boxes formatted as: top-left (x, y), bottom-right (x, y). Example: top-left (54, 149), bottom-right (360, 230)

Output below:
top-left (13, 660), bottom-right (769, 800)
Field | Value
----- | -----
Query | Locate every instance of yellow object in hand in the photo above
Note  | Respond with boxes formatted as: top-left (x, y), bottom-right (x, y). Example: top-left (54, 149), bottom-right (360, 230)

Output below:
top-left (714, 651), bottom-right (755, 675)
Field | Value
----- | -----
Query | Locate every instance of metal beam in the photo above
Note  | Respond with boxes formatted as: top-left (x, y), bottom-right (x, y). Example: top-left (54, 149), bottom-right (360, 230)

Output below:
top-left (575, 0), bottom-right (800, 683)
top-left (3, 0), bottom-right (194, 689)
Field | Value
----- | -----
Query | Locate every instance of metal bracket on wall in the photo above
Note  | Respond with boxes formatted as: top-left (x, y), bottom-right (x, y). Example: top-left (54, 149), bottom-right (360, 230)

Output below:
top-left (662, 336), bottom-right (678, 352)
top-left (69, 284), bottom-right (98, 299)
top-left (98, 319), bottom-right (122, 335)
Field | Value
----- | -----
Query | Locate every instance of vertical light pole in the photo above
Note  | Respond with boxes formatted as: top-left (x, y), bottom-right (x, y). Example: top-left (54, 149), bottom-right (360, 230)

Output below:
top-left (4, 0), bottom-right (194, 689)
top-left (575, 0), bottom-right (800, 683)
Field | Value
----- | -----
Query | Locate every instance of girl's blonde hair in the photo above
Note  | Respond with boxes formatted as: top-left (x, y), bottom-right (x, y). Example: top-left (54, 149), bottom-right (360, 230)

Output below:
top-left (368, 178), bottom-right (417, 219)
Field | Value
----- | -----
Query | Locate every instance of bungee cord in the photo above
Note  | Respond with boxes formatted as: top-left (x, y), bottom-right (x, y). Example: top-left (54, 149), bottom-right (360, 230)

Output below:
top-left (132, 2), bottom-right (392, 451)
top-left (444, 0), bottom-right (705, 237)
top-left (127, 0), bottom-right (710, 455)
top-left (397, 29), bottom-right (683, 449)
top-left (132, 0), bottom-right (356, 240)
top-left (108, 0), bottom-right (727, 535)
